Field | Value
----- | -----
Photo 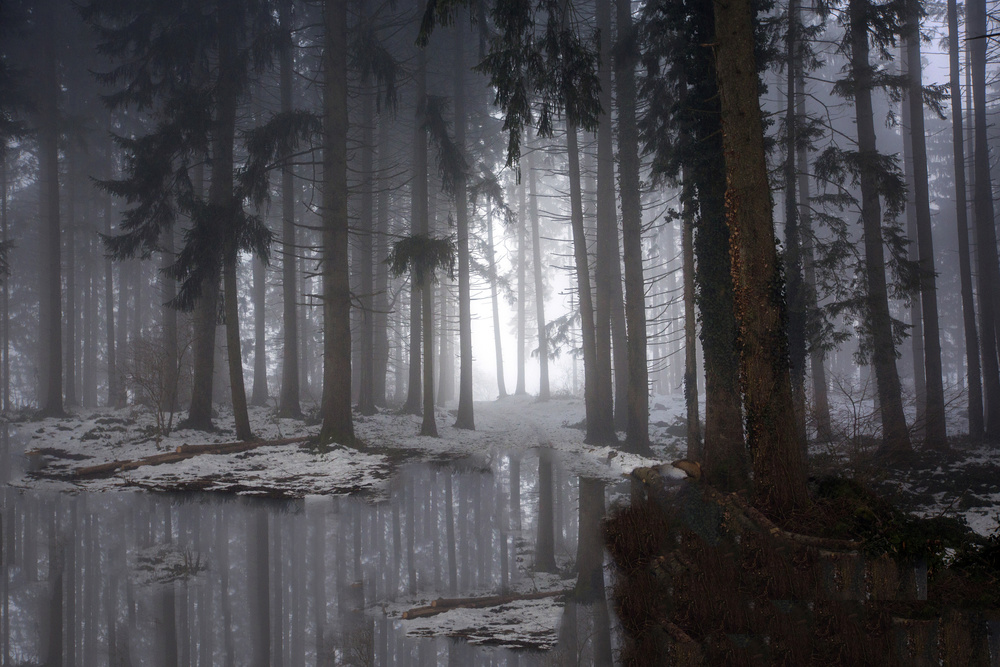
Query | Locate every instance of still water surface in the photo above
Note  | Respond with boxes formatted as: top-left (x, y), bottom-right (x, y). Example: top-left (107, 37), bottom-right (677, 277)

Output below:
top-left (0, 427), bottom-right (620, 666)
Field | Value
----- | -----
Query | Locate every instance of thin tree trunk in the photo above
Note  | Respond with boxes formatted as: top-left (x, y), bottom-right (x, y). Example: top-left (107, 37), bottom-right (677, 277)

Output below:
top-left (681, 183), bottom-right (701, 459)
top-left (404, 45), bottom-right (428, 416)
top-left (614, 0), bottom-right (648, 451)
top-left (904, 1), bottom-right (947, 449)
top-left (319, 0), bottom-right (355, 446)
top-left (162, 224), bottom-right (179, 414)
top-left (277, 0), bottom-right (301, 418)
top-left (487, 200), bottom-right (508, 398)
top-left (849, 0), bottom-right (911, 455)
top-left (104, 186), bottom-right (123, 408)
top-left (373, 116), bottom-right (390, 407)
top-left (358, 87), bottom-right (377, 416)
top-left (527, 145), bottom-right (549, 401)
top-left (1, 153), bottom-right (9, 412)
top-left (515, 176), bottom-right (527, 395)
top-left (714, 0), bottom-right (809, 512)
top-left (454, 17), bottom-right (475, 429)
top-left (37, 0), bottom-right (63, 417)
top-left (420, 275), bottom-right (438, 436)
top-left (65, 150), bottom-right (78, 408)
top-left (947, 0), bottom-right (983, 441)
top-left (567, 121), bottom-right (616, 444)
top-left (250, 254), bottom-right (269, 407)
top-left (968, 0), bottom-right (1000, 438)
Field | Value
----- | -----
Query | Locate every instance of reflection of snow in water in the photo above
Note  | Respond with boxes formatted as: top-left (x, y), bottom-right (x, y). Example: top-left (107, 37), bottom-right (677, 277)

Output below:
top-left (0, 445), bottom-right (620, 665)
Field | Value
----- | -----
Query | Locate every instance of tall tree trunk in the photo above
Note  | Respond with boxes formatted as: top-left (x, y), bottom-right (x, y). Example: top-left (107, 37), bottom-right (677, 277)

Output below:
top-left (319, 0), bottom-right (355, 446)
top-left (404, 44), bottom-right (428, 416)
top-left (250, 254), bottom-right (269, 407)
top-left (373, 116), bottom-right (390, 407)
top-left (162, 224), bottom-right (179, 414)
top-left (595, 0), bottom-right (628, 432)
top-left (947, 0), bottom-right (983, 441)
top-left (515, 176), bottom-right (527, 395)
top-left (186, 155), bottom-right (217, 429)
top-left (357, 87), bottom-right (377, 416)
top-left (65, 150), bottom-right (78, 408)
top-left (527, 143), bottom-right (550, 401)
top-left (796, 71), bottom-right (832, 442)
top-left (904, 0), bottom-right (947, 450)
top-left (454, 17), bottom-right (475, 429)
top-left (567, 121), bottom-right (616, 444)
top-left (278, 0), bottom-right (301, 418)
top-left (783, 0), bottom-right (808, 446)
top-left (104, 185), bottom-right (123, 408)
top-left (968, 0), bottom-right (1000, 438)
top-left (713, 0), bottom-right (809, 513)
top-left (487, 200), bottom-right (508, 398)
top-left (37, 0), bottom-right (63, 417)
top-left (849, 0), bottom-right (911, 455)
top-left (1, 154), bottom-right (8, 412)
top-left (614, 0), bottom-right (648, 451)
top-left (681, 183), bottom-right (701, 459)
top-left (214, 5), bottom-right (252, 442)
top-left (420, 274), bottom-right (438, 436)
top-left (900, 45), bottom-right (927, 439)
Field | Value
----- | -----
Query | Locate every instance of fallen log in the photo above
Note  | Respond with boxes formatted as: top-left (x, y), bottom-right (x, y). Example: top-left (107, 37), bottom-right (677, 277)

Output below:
top-left (68, 436), bottom-right (312, 479)
top-left (402, 590), bottom-right (569, 620)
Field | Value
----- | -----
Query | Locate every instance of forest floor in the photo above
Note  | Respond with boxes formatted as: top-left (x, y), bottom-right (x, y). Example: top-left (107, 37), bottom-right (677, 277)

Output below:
top-left (7, 392), bottom-right (999, 536)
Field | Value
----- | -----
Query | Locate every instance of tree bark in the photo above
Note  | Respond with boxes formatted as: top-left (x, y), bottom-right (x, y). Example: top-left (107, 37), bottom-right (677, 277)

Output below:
top-left (968, 0), bottom-right (1000, 438)
top-left (848, 0), bottom-right (911, 455)
top-left (947, 0), bottom-right (983, 441)
top-left (713, 0), bottom-right (809, 512)
top-left (487, 200), bottom-right (508, 398)
top-left (681, 185), bottom-right (701, 459)
top-left (903, 1), bottom-right (947, 449)
top-left (319, 0), bottom-right (355, 446)
top-left (277, 0), bottom-right (301, 418)
top-left (515, 176), bottom-right (528, 395)
top-left (357, 86), bottom-right (377, 416)
top-left (614, 0), bottom-right (648, 452)
top-left (404, 45), bottom-right (428, 416)
top-left (37, 0), bottom-right (63, 417)
top-left (250, 253), bottom-right (269, 407)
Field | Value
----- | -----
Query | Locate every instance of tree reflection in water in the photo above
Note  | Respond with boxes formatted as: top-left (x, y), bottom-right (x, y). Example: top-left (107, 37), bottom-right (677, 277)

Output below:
top-left (0, 432), bottom-right (619, 665)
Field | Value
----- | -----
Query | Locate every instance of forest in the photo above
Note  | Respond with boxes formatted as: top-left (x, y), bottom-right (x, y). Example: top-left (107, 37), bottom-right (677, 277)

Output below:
top-left (1, 0), bottom-right (1000, 664)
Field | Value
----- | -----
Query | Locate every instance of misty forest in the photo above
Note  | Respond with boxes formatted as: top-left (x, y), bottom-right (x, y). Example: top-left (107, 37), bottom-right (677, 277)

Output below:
top-left (2, 0), bottom-right (1000, 664)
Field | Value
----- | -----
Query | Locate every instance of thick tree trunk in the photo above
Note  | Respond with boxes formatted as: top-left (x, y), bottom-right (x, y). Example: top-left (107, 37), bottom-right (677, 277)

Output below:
top-left (186, 279), bottom-right (218, 429)
top-left (319, 0), bottom-right (355, 446)
top-left (37, 0), bottom-right (63, 417)
top-left (849, 0), bottom-right (911, 455)
top-left (454, 18), bottom-right (475, 429)
top-left (614, 0), bottom-right (648, 451)
top-left (527, 153), bottom-right (549, 403)
top-left (904, 2), bottom-right (947, 449)
top-left (373, 117), bottom-right (391, 407)
top-left (1, 155), bottom-right (8, 412)
top-left (278, 0), bottom-right (301, 418)
top-left (162, 224), bottom-right (179, 413)
top-left (65, 151), bottom-right (78, 408)
top-left (223, 260), bottom-right (253, 440)
top-left (567, 122), bottom-right (616, 444)
top-left (681, 186), bottom-right (701, 459)
top-left (713, 0), bottom-right (809, 512)
top-left (103, 187), bottom-right (123, 408)
top-left (947, 0), bottom-right (983, 441)
top-left (420, 277), bottom-right (438, 436)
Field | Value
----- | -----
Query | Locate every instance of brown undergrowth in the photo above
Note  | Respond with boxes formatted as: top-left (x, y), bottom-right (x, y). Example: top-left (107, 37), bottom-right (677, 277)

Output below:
top-left (605, 478), bottom-right (1000, 666)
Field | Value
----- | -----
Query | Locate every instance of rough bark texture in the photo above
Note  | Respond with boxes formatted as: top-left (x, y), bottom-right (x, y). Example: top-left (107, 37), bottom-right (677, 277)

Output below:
top-left (849, 0), bottom-right (911, 454)
top-left (357, 88), bottom-right (377, 416)
top-left (681, 189), bottom-right (702, 459)
top-left (515, 177), bottom-right (527, 396)
top-left (714, 0), bottom-right (809, 512)
top-left (947, 0), bottom-right (983, 441)
top-left (250, 255), bottom-right (269, 407)
top-left (319, 0), bottom-right (355, 446)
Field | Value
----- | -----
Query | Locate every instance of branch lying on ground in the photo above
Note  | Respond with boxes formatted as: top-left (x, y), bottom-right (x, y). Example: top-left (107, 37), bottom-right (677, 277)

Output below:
top-left (401, 590), bottom-right (570, 620)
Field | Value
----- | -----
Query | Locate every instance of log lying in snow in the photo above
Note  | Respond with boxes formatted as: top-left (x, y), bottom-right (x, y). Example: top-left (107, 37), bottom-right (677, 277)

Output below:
top-left (66, 436), bottom-right (312, 479)
top-left (401, 590), bottom-right (570, 620)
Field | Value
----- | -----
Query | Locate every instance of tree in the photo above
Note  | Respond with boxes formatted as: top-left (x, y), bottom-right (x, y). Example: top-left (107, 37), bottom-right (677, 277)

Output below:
top-left (902, 0), bottom-right (947, 449)
top-left (946, 0), bottom-right (983, 441)
top-left (614, 0), bottom-right (649, 453)
top-left (388, 234), bottom-right (456, 436)
top-left (319, 0), bottom-right (355, 447)
top-left (713, 0), bottom-right (809, 512)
